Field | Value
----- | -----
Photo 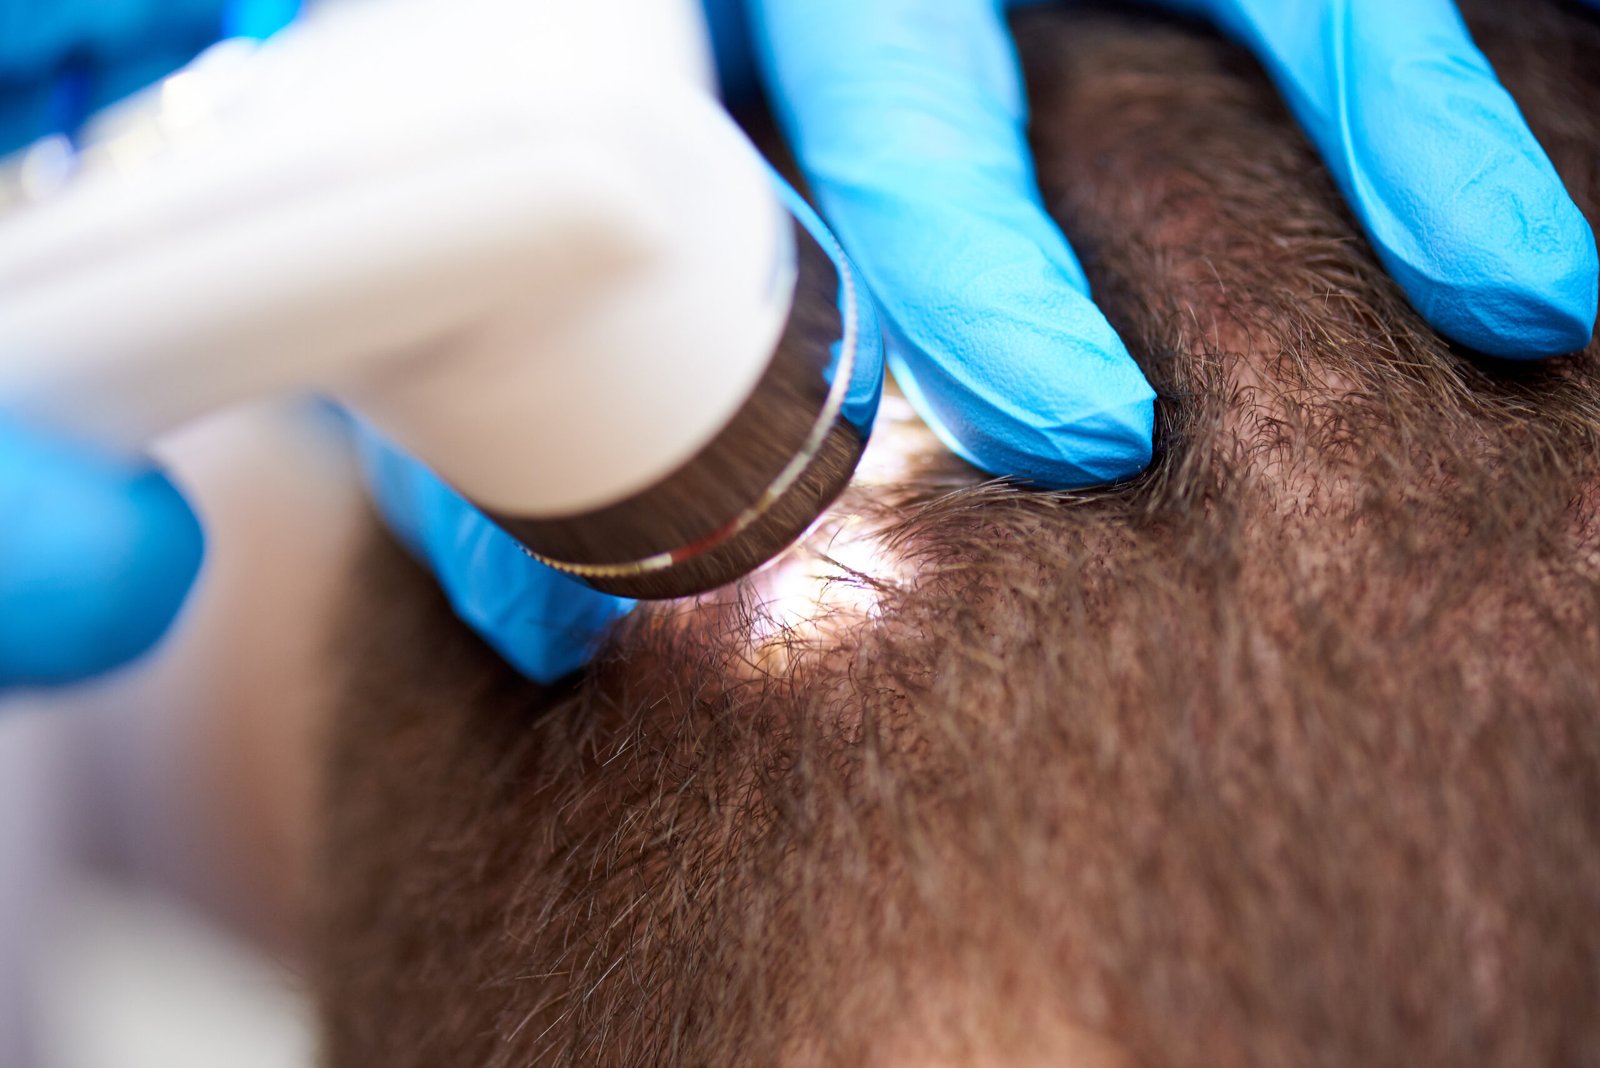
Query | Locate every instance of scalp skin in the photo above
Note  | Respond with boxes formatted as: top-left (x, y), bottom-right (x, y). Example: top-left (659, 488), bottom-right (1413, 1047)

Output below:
top-left (316, 2), bottom-right (1600, 1065)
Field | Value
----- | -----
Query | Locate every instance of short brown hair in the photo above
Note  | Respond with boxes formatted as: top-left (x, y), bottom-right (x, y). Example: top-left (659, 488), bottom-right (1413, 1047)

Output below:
top-left (317, 2), bottom-right (1600, 1064)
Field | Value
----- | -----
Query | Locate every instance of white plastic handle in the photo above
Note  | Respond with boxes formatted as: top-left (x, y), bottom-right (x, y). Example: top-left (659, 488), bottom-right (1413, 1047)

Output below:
top-left (0, 0), bottom-right (794, 516)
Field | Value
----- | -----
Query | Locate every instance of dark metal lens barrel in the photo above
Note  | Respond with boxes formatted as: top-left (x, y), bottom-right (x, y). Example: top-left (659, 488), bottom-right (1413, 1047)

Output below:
top-left (492, 206), bottom-right (885, 600)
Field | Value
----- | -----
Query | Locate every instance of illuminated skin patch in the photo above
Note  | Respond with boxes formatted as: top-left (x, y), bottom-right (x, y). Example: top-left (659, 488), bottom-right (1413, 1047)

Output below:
top-left (634, 389), bottom-right (946, 679)
top-left (737, 391), bottom-right (940, 669)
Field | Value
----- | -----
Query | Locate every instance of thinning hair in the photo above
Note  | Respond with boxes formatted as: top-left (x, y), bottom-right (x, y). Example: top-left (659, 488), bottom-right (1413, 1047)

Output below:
top-left (317, 2), bottom-right (1600, 1065)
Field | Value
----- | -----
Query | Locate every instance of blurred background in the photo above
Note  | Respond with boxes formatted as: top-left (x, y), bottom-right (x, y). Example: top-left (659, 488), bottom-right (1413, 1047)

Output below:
top-left (1, 401), bottom-right (367, 1067)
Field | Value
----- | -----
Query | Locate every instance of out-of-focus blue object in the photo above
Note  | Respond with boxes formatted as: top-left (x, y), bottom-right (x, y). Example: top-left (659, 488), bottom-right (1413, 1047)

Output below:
top-left (0, 0), bottom-right (298, 152)
top-left (0, 421), bottom-right (203, 688)
top-left (1, 1), bottom-right (222, 151)
top-left (1159, 0), bottom-right (1598, 358)
top-left (357, 432), bottom-right (637, 686)
top-left (0, 1), bottom-right (231, 688)
top-left (223, 0), bottom-right (303, 41)
top-left (701, 0), bottom-right (760, 101)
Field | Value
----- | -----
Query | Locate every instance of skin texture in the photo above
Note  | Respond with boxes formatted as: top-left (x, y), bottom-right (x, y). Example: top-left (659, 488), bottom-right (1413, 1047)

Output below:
top-left (316, 1), bottom-right (1600, 1065)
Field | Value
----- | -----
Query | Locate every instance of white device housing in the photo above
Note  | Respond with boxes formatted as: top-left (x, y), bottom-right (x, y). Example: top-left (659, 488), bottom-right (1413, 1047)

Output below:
top-left (0, 0), bottom-right (796, 517)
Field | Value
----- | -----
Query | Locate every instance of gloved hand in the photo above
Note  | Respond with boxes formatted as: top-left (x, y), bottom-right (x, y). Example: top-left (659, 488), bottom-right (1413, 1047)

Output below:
top-left (0, 421), bottom-right (202, 687)
top-left (1160, 0), bottom-right (1599, 357)
top-left (703, 0), bottom-right (1599, 492)
top-left (1, 0), bottom-right (684, 691)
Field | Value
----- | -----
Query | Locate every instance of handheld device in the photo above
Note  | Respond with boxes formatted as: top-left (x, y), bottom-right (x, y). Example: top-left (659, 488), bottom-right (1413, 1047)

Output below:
top-left (0, 0), bottom-right (884, 598)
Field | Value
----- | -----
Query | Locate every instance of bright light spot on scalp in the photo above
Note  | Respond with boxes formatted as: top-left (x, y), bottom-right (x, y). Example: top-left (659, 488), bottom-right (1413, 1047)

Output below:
top-left (741, 393), bottom-right (930, 663)
top-left (745, 518), bottom-right (902, 666)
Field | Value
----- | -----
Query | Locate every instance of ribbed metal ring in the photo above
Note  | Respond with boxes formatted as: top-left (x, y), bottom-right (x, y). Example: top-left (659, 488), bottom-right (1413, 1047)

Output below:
top-left (499, 212), bottom-right (885, 600)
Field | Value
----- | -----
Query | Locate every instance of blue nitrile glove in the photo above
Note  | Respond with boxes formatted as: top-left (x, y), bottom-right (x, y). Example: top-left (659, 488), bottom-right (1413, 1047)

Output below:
top-left (715, 0), bottom-right (1598, 492)
top-left (1162, 0), bottom-right (1598, 358)
top-left (0, 0), bottom-right (244, 151)
top-left (730, 0), bottom-right (1159, 488)
top-left (0, 420), bottom-right (203, 688)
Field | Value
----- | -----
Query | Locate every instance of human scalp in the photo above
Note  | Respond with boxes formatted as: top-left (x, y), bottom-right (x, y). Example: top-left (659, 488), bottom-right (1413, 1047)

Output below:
top-left (316, 2), bottom-right (1600, 1065)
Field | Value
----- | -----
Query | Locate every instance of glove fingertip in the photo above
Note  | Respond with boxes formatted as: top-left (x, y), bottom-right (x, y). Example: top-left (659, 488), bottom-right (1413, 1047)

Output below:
top-left (890, 345), bottom-right (1156, 493)
top-left (1363, 156), bottom-right (1599, 359)
top-left (1443, 222), bottom-right (1595, 359)
top-left (0, 459), bottom-right (204, 687)
top-left (883, 256), bottom-right (1157, 491)
top-left (1310, 4), bottom-right (1597, 358)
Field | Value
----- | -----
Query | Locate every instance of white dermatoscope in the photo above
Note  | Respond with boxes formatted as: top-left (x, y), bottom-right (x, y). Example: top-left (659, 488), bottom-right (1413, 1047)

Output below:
top-left (0, 0), bottom-right (885, 599)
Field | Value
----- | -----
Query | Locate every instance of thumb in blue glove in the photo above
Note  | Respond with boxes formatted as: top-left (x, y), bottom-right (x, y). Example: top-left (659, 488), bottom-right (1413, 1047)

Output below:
top-left (0, 419), bottom-right (632, 691)
top-left (746, 0), bottom-right (1157, 491)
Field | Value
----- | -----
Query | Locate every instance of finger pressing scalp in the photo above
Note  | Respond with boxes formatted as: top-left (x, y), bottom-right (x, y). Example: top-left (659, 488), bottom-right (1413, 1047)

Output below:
top-left (749, 0), bottom-right (1157, 488)
top-left (1161, 0), bottom-right (1597, 357)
